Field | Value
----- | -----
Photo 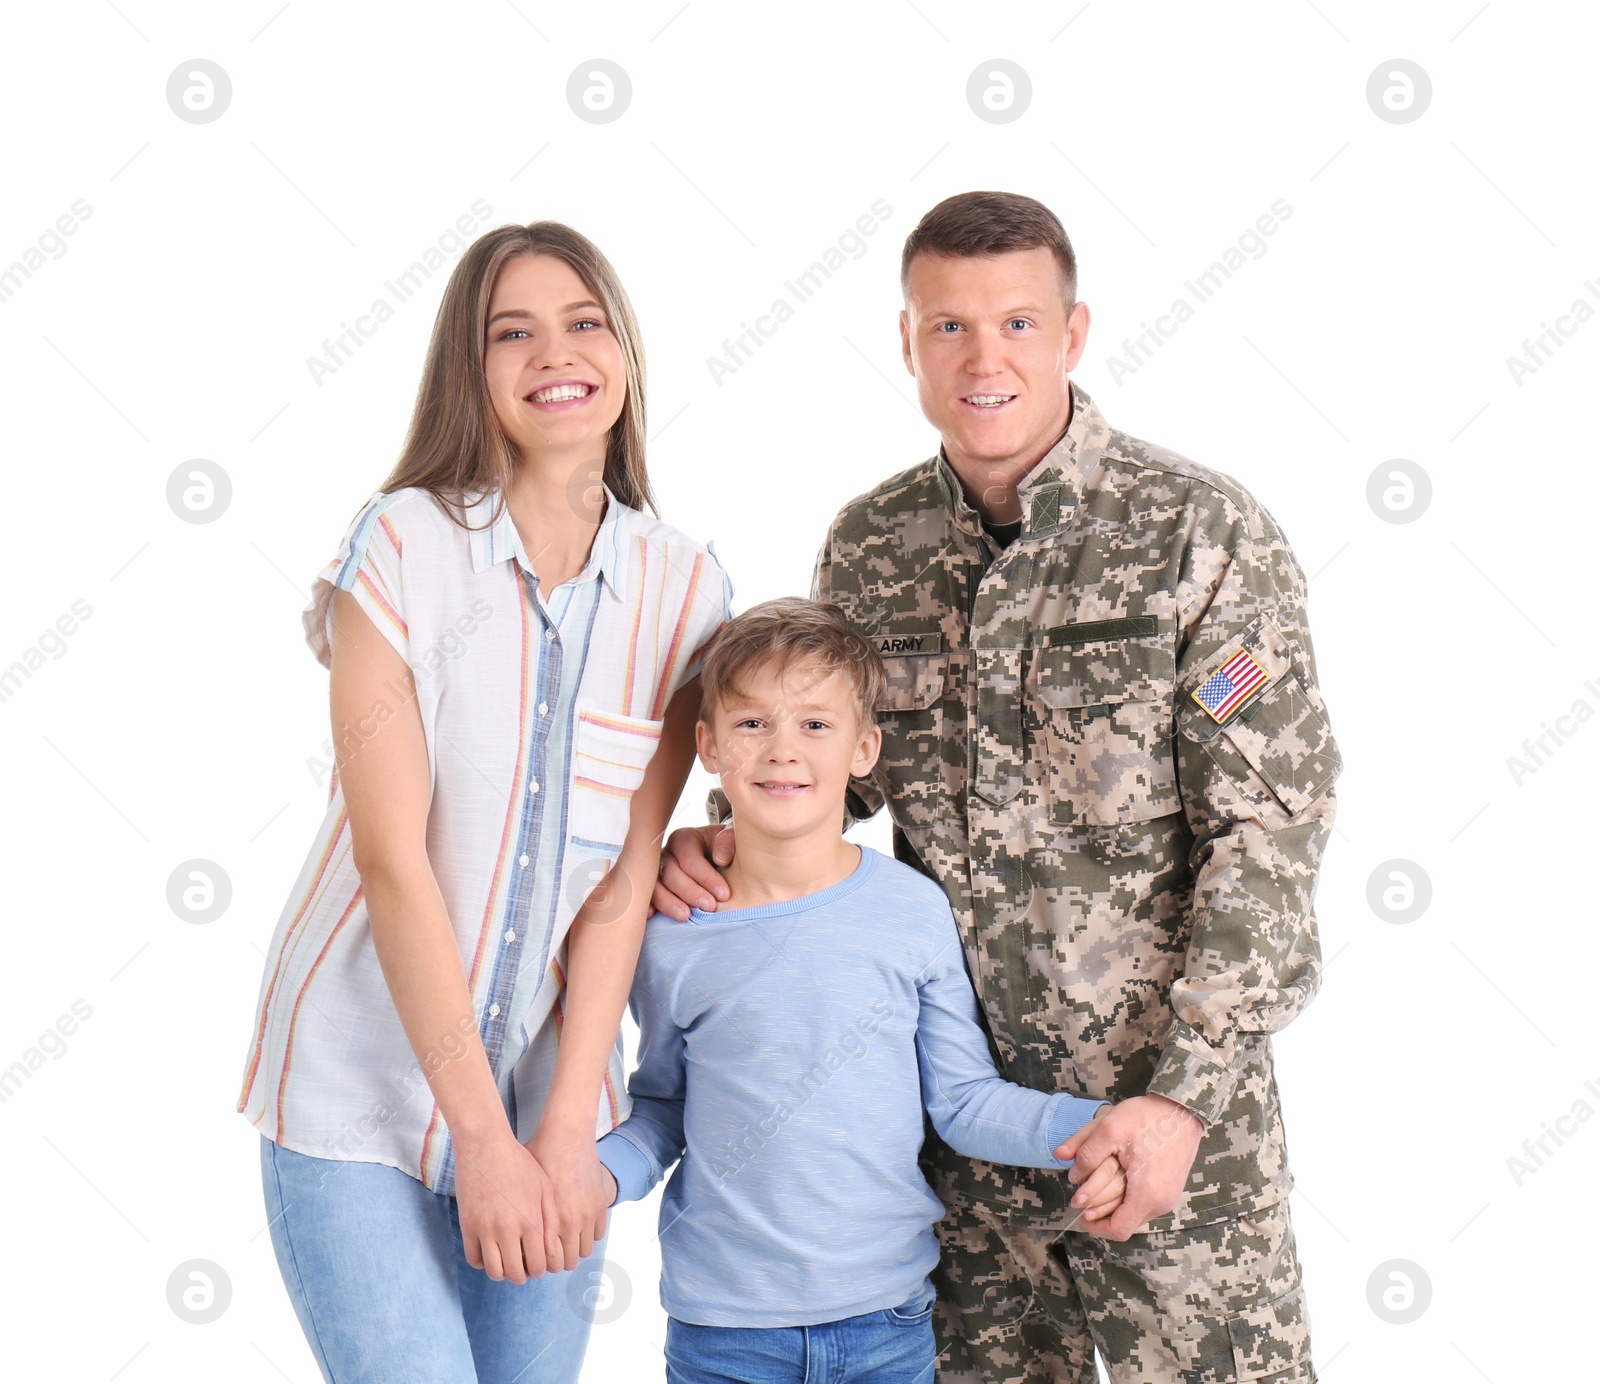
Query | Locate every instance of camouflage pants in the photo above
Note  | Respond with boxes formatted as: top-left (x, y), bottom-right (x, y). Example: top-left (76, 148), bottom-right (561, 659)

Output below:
top-left (928, 1185), bottom-right (1314, 1384)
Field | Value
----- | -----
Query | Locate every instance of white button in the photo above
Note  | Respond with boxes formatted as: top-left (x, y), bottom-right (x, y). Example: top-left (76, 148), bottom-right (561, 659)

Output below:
top-left (538, 702), bottom-right (549, 716)
top-left (505, 929), bottom-right (516, 942)
top-left (519, 853), bottom-right (529, 867)
top-left (488, 1003), bottom-right (500, 1018)
top-left (528, 780), bottom-right (540, 794)
top-left (545, 629), bottom-right (557, 641)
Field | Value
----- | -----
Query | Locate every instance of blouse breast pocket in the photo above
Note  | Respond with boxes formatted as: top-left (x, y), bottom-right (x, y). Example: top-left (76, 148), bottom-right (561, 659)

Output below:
top-left (568, 707), bottom-right (665, 855)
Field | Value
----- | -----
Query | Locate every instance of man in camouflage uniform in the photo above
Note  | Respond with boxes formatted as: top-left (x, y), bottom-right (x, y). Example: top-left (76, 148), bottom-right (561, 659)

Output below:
top-left (658, 191), bottom-right (1339, 1382)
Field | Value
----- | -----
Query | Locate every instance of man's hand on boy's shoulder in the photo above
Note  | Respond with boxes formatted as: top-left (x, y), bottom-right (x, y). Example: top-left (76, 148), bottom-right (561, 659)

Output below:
top-left (655, 824), bottom-right (736, 921)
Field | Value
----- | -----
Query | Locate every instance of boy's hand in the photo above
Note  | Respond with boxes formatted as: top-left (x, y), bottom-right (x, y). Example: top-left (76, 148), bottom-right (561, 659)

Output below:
top-left (523, 1124), bottom-right (612, 1270)
top-left (1068, 1150), bottom-right (1126, 1223)
top-left (1051, 1104), bottom-right (1121, 1221)
top-left (654, 824), bottom-right (736, 920)
top-left (452, 1130), bottom-right (561, 1285)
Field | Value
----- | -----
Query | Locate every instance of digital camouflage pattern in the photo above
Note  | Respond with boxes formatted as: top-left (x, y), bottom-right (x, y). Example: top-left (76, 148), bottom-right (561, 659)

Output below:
top-left (811, 379), bottom-right (1339, 1228)
top-left (806, 380), bottom-right (1338, 1379)
top-left (927, 1180), bottom-right (1313, 1383)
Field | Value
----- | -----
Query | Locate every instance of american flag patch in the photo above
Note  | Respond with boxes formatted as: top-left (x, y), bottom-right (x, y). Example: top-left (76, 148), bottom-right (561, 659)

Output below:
top-left (1193, 649), bottom-right (1270, 723)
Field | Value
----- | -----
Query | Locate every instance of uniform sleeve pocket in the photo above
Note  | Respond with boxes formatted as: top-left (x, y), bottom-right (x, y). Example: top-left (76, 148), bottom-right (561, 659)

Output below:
top-left (1029, 636), bottom-right (1179, 826)
top-left (1179, 615), bottom-right (1340, 818)
top-left (569, 708), bottom-right (665, 854)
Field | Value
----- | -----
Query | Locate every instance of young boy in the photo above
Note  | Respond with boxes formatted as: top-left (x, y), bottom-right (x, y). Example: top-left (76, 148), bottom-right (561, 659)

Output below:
top-left (596, 598), bottom-right (1123, 1383)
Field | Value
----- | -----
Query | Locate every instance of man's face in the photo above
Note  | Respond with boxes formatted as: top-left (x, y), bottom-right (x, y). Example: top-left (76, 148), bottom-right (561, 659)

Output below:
top-left (900, 246), bottom-right (1090, 480)
top-left (696, 661), bottom-right (880, 842)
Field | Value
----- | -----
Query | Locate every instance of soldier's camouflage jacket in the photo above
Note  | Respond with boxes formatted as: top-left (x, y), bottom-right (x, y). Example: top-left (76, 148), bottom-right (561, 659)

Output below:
top-left (809, 380), bottom-right (1341, 1231)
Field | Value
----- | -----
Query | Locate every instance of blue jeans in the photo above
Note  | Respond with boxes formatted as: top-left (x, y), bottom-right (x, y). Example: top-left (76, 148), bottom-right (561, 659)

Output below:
top-left (260, 1135), bottom-right (608, 1383)
top-left (664, 1279), bottom-right (937, 1384)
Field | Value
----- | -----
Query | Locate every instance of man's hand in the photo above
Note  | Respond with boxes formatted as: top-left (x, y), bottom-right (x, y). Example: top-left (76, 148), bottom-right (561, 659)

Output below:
top-left (652, 824), bottom-right (736, 921)
top-left (1056, 1094), bottom-right (1204, 1241)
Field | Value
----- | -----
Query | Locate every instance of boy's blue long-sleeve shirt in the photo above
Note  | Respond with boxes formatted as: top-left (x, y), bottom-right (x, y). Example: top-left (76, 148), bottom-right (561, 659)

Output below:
top-left (596, 844), bottom-right (1105, 1327)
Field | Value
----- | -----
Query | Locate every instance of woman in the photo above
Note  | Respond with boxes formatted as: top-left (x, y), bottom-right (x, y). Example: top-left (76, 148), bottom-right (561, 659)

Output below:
top-left (237, 221), bottom-right (731, 1383)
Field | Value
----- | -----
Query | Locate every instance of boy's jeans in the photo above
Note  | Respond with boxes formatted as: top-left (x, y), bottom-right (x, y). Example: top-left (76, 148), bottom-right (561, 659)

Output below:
top-left (259, 1134), bottom-right (607, 1383)
top-left (664, 1278), bottom-right (937, 1383)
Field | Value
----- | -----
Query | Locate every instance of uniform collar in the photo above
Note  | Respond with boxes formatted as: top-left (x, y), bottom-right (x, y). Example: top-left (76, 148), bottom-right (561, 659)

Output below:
top-left (465, 481), bottom-right (627, 600)
top-left (934, 379), bottom-right (1108, 543)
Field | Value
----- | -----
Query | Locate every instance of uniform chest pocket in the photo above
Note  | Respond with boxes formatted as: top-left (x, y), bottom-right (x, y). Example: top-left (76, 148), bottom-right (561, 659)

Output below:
top-left (1027, 636), bottom-right (1180, 827)
top-left (878, 650), bottom-right (947, 712)
top-left (568, 707), bottom-right (664, 854)
top-left (875, 651), bottom-right (952, 831)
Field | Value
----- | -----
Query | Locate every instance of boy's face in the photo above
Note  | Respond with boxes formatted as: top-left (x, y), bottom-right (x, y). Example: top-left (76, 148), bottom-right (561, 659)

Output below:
top-left (696, 659), bottom-right (881, 841)
top-left (899, 245), bottom-right (1090, 479)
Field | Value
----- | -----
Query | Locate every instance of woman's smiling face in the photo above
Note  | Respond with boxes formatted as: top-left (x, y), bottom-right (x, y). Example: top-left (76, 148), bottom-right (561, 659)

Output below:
top-left (483, 252), bottom-right (626, 464)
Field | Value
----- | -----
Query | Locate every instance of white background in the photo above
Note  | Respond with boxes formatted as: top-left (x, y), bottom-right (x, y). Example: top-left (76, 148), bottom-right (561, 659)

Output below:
top-left (1, 1), bottom-right (1592, 1379)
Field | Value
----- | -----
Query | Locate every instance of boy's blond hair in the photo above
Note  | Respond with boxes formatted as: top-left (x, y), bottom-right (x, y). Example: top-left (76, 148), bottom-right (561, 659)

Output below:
top-left (698, 598), bottom-right (885, 728)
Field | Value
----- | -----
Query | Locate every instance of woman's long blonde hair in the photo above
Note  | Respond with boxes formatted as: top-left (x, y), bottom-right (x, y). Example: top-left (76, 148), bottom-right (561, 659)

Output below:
top-left (379, 221), bottom-right (655, 529)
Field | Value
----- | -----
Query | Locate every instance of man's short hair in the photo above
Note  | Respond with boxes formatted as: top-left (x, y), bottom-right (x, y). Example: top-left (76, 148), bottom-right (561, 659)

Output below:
top-left (900, 190), bottom-right (1077, 309)
top-left (699, 598), bottom-right (884, 729)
